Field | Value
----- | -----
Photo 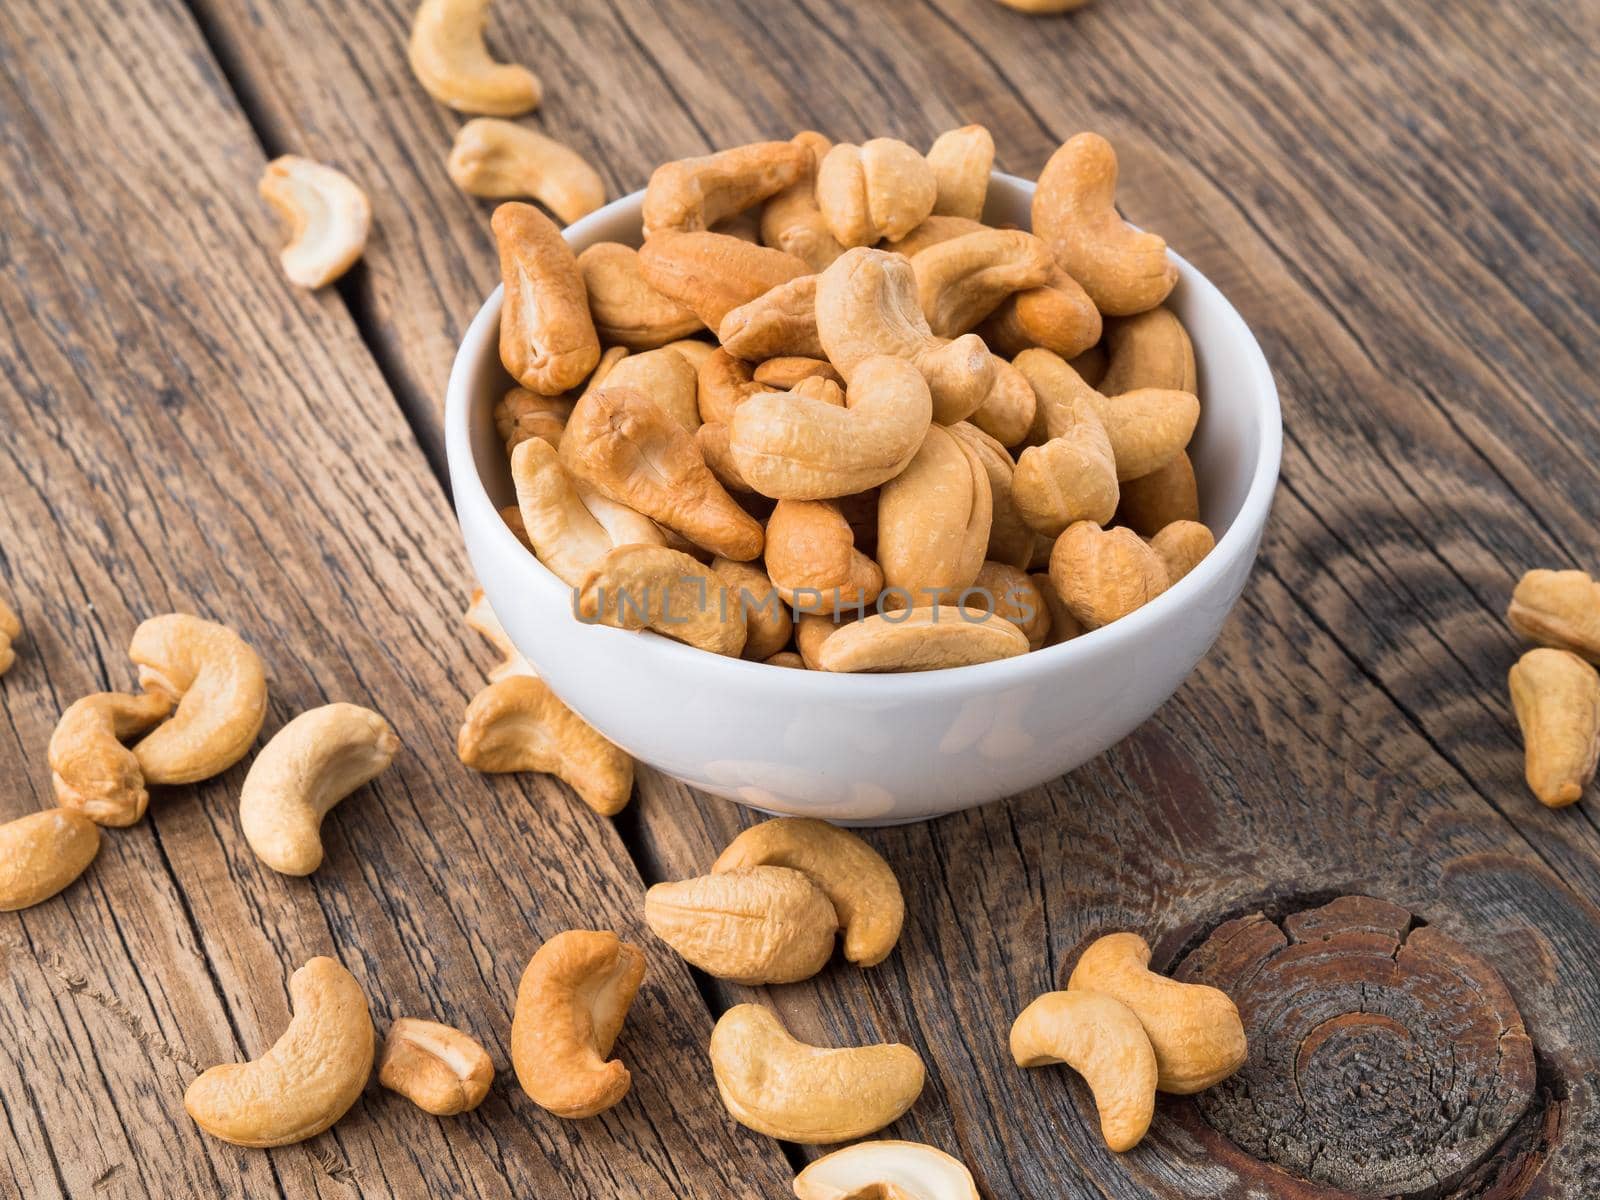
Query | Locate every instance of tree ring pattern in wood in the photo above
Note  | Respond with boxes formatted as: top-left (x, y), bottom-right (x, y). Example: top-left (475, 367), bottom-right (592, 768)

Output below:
top-left (1172, 895), bottom-right (1538, 1196)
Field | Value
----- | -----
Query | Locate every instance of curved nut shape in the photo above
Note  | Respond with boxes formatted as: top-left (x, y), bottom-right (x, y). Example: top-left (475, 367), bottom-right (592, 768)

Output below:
top-left (884, 214), bottom-right (986, 258)
top-left (878, 424), bottom-right (992, 608)
top-left (765, 501), bottom-right (883, 608)
top-left (258, 156), bottom-right (371, 290)
top-left (710, 1005), bottom-right (925, 1144)
top-left (753, 357), bottom-right (842, 390)
top-left (816, 139), bottom-right (938, 247)
top-left (719, 275), bottom-right (825, 361)
top-left (496, 386), bottom-right (571, 454)
top-left (698, 348), bottom-right (764, 426)
top-left (0, 594), bottom-right (18, 675)
top-left (712, 817), bottom-right (904, 967)
top-left (1011, 397), bottom-right (1118, 537)
top-left (949, 422), bottom-right (1033, 568)
top-left (0, 808), bottom-right (100, 911)
top-left (794, 1140), bottom-right (980, 1200)
top-left (1067, 931), bottom-right (1249, 1094)
top-left (980, 262), bottom-right (1103, 360)
top-left (712, 557), bottom-right (794, 660)
top-left (576, 544), bottom-right (749, 657)
top-left (577, 243), bottom-right (703, 349)
top-left (696, 422), bottom-right (753, 493)
top-left (1100, 307), bottom-right (1197, 395)
top-left (911, 229), bottom-right (1053, 337)
top-left (1033, 133), bottom-right (1177, 316)
top-left (639, 231), bottom-right (810, 331)
top-left (494, 202), bottom-right (601, 394)
top-left (926, 124), bottom-right (994, 222)
top-left (731, 356), bottom-right (931, 501)
top-left (816, 248), bottom-right (994, 425)
top-left (1510, 648), bottom-right (1600, 807)
top-left (511, 929), bottom-right (645, 1118)
top-left (465, 588), bottom-right (534, 681)
top-left (602, 347), bottom-right (702, 433)
top-left (796, 612), bottom-right (855, 670)
top-left (184, 956), bottom-right (374, 1147)
top-left (447, 119), bottom-right (603, 224)
top-left (378, 1018), bottom-right (494, 1116)
top-left (1116, 452), bottom-right (1199, 537)
top-left (971, 562), bottom-right (1051, 651)
top-left (646, 866), bottom-right (838, 984)
top-left (817, 607), bottom-right (1028, 673)
top-left (1508, 569), bottom-right (1600, 663)
top-left (644, 141), bottom-right (810, 236)
top-left (130, 615), bottom-right (268, 785)
top-left (1048, 522), bottom-right (1169, 630)
top-left (968, 357), bottom-right (1037, 449)
top-left (458, 675), bottom-right (634, 814)
top-left (239, 704), bottom-right (400, 876)
top-left (1149, 520), bottom-right (1214, 584)
top-left (760, 131), bottom-right (845, 272)
top-left (512, 437), bottom-right (663, 587)
top-left (49, 690), bottom-right (173, 826)
top-left (561, 385), bottom-right (763, 560)
top-left (407, 0), bottom-right (540, 116)
top-left (1009, 989), bottom-right (1157, 1153)
top-left (1031, 570), bottom-right (1083, 646)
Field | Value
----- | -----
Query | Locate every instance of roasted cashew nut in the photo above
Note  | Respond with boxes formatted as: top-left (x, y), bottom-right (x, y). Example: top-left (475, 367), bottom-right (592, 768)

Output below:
top-left (815, 139), bottom-right (938, 247)
top-left (710, 1004), bottom-right (925, 1143)
top-left (926, 124), bottom-right (995, 222)
top-left (496, 386), bottom-right (572, 455)
top-left (1048, 522), bottom-right (1169, 630)
top-left (910, 229), bottom-right (1054, 338)
top-left (1100, 307), bottom-right (1197, 395)
top-left (1510, 647), bottom-right (1600, 808)
top-left (185, 956), bottom-right (374, 1147)
top-left (816, 607), bottom-right (1029, 673)
top-left (1149, 520), bottom-right (1214, 584)
top-left (577, 243), bottom-right (704, 350)
top-left (1116, 452), bottom-right (1199, 537)
top-left (794, 1140), bottom-right (981, 1200)
top-left (712, 557), bottom-right (794, 661)
top-left (949, 422), bottom-right (1034, 568)
top-left (1508, 569), bottom-right (1600, 664)
top-left (130, 614), bottom-right (268, 785)
top-left (968, 356), bottom-right (1037, 449)
top-left (49, 690), bottom-right (173, 826)
top-left (712, 817), bottom-right (904, 967)
top-left (511, 929), bottom-right (646, 1118)
top-left (239, 704), bottom-right (400, 876)
top-left (602, 347), bottom-right (702, 433)
top-left (0, 809), bottom-right (101, 911)
top-left (1011, 394), bottom-right (1118, 537)
top-left (760, 131), bottom-right (845, 272)
top-left (980, 261), bottom-right (1103, 361)
top-left (576, 544), bottom-right (749, 657)
top-left (645, 866), bottom-right (838, 985)
top-left (718, 274), bottom-right (825, 362)
top-left (1067, 931), bottom-right (1248, 1094)
top-left (447, 119), bottom-right (604, 225)
top-left (407, 0), bottom-right (541, 116)
top-left (877, 424), bottom-right (992, 608)
top-left (378, 1018), bottom-right (494, 1116)
top-left (638, 231), bottom-right (810, 332)
top-left (494, 202), bottom-right (601, 394)
top-left (643, 141), bottom-right (810, 236)
top-left (258, 156), bottom-right (371, 290)
top-left (0, 594), bottom-right (19, 675)
top-left (1010, 989), bottom-right (1157, 1153)
top-left (764, 500), bottom-right (884, 608)
top-left (513, 437), bottom-right (664, 588)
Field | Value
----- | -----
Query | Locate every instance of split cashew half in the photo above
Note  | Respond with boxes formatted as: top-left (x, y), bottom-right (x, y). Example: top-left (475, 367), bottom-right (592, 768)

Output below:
top-left (129, 614), bottom-right (268, 785)
top-left (794, 1140), bottom-right (981, 1200)
top-left (713, 818), bottom-right (904, 967)
top-left (511, 929), bottom-right (646, 1118)
top-left (239, 704), bottom-right (400, 876)
top-left (0, 809), bottom-right (101, 911)
top-left (258, 156), bottom-right (372, 290)
top-left (378, 1018), bottom-right (494, 1116)
top-left (185, 956), bottom-right (374, 1147)
top-left (49, 690), bottom-right (174, 826)
top-left (447, 119), bottom-right (604, 225)
top-left (710, 1005), bottom-right (925, 1143)
top-left (645, 866), bottom-right (838, 984)
top-left (0, 594), bottom-right (19, 675)
top-left (408, 0), bottom-right (541, 116)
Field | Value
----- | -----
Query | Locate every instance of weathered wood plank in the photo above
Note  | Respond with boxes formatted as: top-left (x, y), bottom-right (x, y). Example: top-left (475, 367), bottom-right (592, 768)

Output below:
top-left (0, 0), bottom-right (796, 1196)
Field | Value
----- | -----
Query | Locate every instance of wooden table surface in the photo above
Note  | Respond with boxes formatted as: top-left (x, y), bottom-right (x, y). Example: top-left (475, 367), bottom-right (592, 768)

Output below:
top-left (4, 1), bottom-right (1598, 1197)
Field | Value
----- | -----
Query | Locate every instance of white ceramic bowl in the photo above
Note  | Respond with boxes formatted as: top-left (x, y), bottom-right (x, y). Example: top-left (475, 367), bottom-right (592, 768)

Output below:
top-left (446, 173), bottom-right (1281, 824)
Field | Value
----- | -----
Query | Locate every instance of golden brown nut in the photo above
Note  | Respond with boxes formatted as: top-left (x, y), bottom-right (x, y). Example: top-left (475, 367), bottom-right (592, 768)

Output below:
top-left (796, 611), bottom-right (857, 670)
top-left (718, 275), bottom-right (824, 361)
top-left (979, 261), bottom-right (1103, 360)
top-left (638, 231), bottom-right (809, 331)
top-left (1048, 522), bottom-right (1169, 630)
top-left (765, 500), bottom-right (884, 608)
top-left (816, 139), bottom-right (938, 248)
top-left (576, 544), bottom-right (749, 657)
top-left (643, 141), bottom-right (810, 236)
top-left (816, 607), bottom-right (1029, 673)
top-left (49, 690), bottom-right (174, 826)
top-left (1116, 452), bottom-right (1200, 536)
top-left (0, 595), bottom-right (19, 675)
top-left (1099, 307), bottom-right (1197, 395)
top-left (970, 562), bottom-right (1051, 650)
top-left (645, 866), bottom-right (838, 984)
top-left (968, 357), bottom-right (1037, 449)
top-left (1149, 520), bottom-right (1214, 584)
top-left (1069, 343), bottom-right (1109, 389)
top-left (602, 346), bottom-right (702, 433)
top-left (752, 357), bottom-right (841, 390)
top-left (258, 157), bottom-right (372, 290)
top-left (883, 214), bottom-right (986, 257)
top-left (760, 131), bottom-right (846, 272)
top-left (712, 557), bottom-right (794, 660)
top-left (911, 229), bottom-right (1054, 337)
top-left (512, 437), bottom-right (663, 587)
top-left (877, 424), bottom-right (991, 608)
top-left (1030, 570), bottom-right (1083, 646)
top-left (926, 124), bottom-right (994, 221)
top-left (576, 243), bottom-right (703, 349)
top-left (697, 348), bottom-right (764, 426)
top-left (493, 202), bottom-right (601, 394)
top-left (407, 0), bottom-right (540, 115)
top-left (949, 423), bottom-right (1034, 569)
top-left (1509, 648), bottom-right (1600, 807)
top-left (446, 119), bottom-right (604, 224)
top-left (496, 386), bottom-right (571, 454)
top-left (765, 652), bottom-right (806, 669)
top-left (378, 1018), bottom-right (494, 1116)
top-left (1011, 396), bottom-right (1118, 537)
top-left (1507, 569), bottom-right (1600, 663)
top-left (0, 809), bottom-right (101, 911)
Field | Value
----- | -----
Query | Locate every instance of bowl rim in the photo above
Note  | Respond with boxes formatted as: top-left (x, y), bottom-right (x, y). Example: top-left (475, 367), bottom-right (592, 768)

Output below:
top-left (446, 173), bottom-right (1283, 698)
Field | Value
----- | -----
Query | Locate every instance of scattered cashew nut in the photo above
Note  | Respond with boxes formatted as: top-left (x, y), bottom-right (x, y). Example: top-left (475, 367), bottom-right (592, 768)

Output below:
top-left (1508, 569), bottom-right (1600, 664)
top-left (0, 594), bottom-right (19, 675)
top-left (1509, 647), bottom-right (1600, 808)
top-left (447, 119), bottom-right (605, 225)
top-left (793, 1140), bottom-right (981, 1200)
top-left (0, 808), bottom-right (101, 911)
top-left (258, 156), bottom-right (371, 290)
top-left (378, 1018), bottom-right (494, 1116)
top-left (49, 690), bottom-right (174, 826)
top-left (645, 865), bottom-right (839, 985)
top-left (465, 588), bottom-right (534, 680)
top-left (408, 0), bottom-right (541, 116)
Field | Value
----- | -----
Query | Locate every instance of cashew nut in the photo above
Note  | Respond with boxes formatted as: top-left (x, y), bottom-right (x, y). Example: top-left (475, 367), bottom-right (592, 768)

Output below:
top-left (577, 242), bottom-right (703, 349)
top-left (697, 347), bottom-right (763, 426)
top-left (753, 356), bottom-right (842, 390)
top-left (911, 229), bottom-right (1054, 337)
top-left (638, 231), bottom-right (810, 331)
top-left (407, 0), bottom-right (540, 116)
top-left (511, 438), bottom-right (662, 587)
top-left (796, 611), bottom-right (856, 670)
top-left (949, 422), bottom-right (1034, 568)
top-left (765, 500), bottom-right (884, 608)
top-left (378, 1018), bottom-right (494, 1116)
top-left (465, 588), bottom-right (534, 681)
top-left (712, 817), bottom-right (904, 967)
top-left (1069, 344), bottom-right (1109, 389)
top-left (1509, 647), bottom-right (1600, 807)
top-left (794, 1140), bottom-right (980, 1200)
top-left (645, 866), bottom-right (838, 984)
top-left (239, 704), bottom-right (400, 876)
top-left (926, 124), bottom-right (995, 222)
top-left (884, 214), bottom-right (986, 258)
top-left (494, 202), bottom-right (601, 394)
top-left (1048, 522), bottom-right (1169, 630)
top-left (49, 690), bottom-right (174, 826)
top-left (713, 557), bottom-right (794, 660)
top-left (511, 929), bottom-right (645, 1118)
top-left (816, 607), bottom-right (1029, 673)
top-left (760, 131), bottom-right (845, 272)
top-left (979, 261), bottom-right (1103, 361)
top-left (446, 119), bottom-right (604, 225)
top-left (968, 356), bottom-right (1037, 449)
top-left (496, 386), bottom-right (571, 455)
top-left (184, 956), bottom-right (374, 1147)
top-left (0, 594), bottom-right (20, 675)
top-left (602, 346), bottom-right (701, 433)
top-left (576, 544), bottom-right (749, 657)
top-left (457, 675), bottom-right (634, 815)
top-left (1033, 132), bottom-right (1177, 316)
top-left (258, 156), bottom-right (371, 290)
top-left (1067, 931), bottom-right (1248, 1094)
top-left (1009, 989), bottom-right (1157, 1152)
top-left (0, 808), bottom-right (101, 911)
top-left (1011, 394), bottom-right (1118, 537)
top-left (1116, 452), bottom-right (1199, 537)
top-left (644, 141), bottom-right (811, 236)
top-left (1100, 307), bottom-right (1197, 395)
top-left (970, 562), bottom-right (1051, 651)
top-left (816, 139), bottom-right (938, 247)
top-left (1149, 520), bottom-right (1214, 584)
top-left (1508, 569), bottom-right (1600, 664)
top-left (710, 1005), bottom-right (925, 1143)
top-left (719, 274), bottom-right (825, 361)
top-left (129, 614), bottom-right (268, 785)
top-left (1031, 570), bottom-right (1083, 647)
top-left (878, 424), bottom-right (992, 608)
top-left (663, 337), bottom-right (717, 371)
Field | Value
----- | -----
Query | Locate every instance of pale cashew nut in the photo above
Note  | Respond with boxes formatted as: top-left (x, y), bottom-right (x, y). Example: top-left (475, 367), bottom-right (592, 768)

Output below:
top-left (457, 675), bottom-right (634, 815)
top-left (638, 231), bottom-right (810, 331)
top-left (794, 1140), bottom-right (980, 1200)
top-left (949, 422), bottom-right (1034, 568)
top-left (711, 1005), bottom-right (924, 1143)
top-left (1067, 931), bottom-right (1249, 1093)
top-left (816, 139), bottom-right (938, 247)
top-left (576, 544), bottom-right (749, 657)
top-left (465, 588), bottom-right (534, 681)
top-left (760, 131), bottom-right (846, 272)
top-left (816, 248), bottom-right (994, 425)
top-left (816, 607), bottom-right (1028, 673)
top-left (239, 704), bottom-right (400, 876)
top-left (877, 424), bottom-right (992, 608)
top-left (911, 229), bottom-right (1054, 337)
top-left (130, 614), bottom-right (268, 785)
top-left (712, 817), bottom-right (904, 967)
top-left (1149, 520), bottom-right (1214, 584)
top-left (970, 562), bottom-right (1051, 651)
top-left (979, 262), bottom-right (1103, 360)
top-left (765, 500), bottom-right (883, 608)
top-left (49, 690), bottom-right (173, 826)
top-left (258, 156), bottom-right (371, 290)
top-left (378, 1018), bottom-right (494, 1116)
top-left (407, 0), bottom-right (540, 116)
top-left (718, 275), bottom-right (825, 361)
top-left (601, 346), bottom-right (702, 433)
top-left (753, 357), bottom-right (842, 390)
top-left (1048, 522), bottom-right (1169, 630)
top-left (1509, 648), bottom-right (1600, 807)
top-left (1011, 395), bottom-right (1118, 537)
top-left (968, 356), bottom-right (1037, 449)
top-left (496, 386), bottom-right (572, 454)
top-left (926, 124), bottom-right (994, 221)
top-left (1100, 307), bottom-right (1197, 395)
top-left (494, 202), bottom-right (600, 394)
top-left (1033, 132), bottom-right (1177, 316)
top-left (645, 866), bottom-right (838, 985)
top-left (712, 557), bottom-right (794, 660)
top-left (1508, 569), bottom-right (1600, 663)
top-left (0, 593), bottom-right (20, 674)
top-left (996, 0), bottom-right (1095, 11)
top-left (1009, 989), bottom-right (1157, 1153)
top-left (577, 243), bottom-right (703, 349)
top-left (512, 438), bottom-right (664, 587)
top-left (446, 119), bottom-right (604, 225)
top-left (1116, 452), bottom-right (1199, 537)
top-left (644, 141), bottom-right (811, 236)
top-left (0, 809), bottom-right (101, 911)
top-left (511, 929), bottom-right (645, 1118)
top-left (185, 956), bottom-right (374, 1147)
